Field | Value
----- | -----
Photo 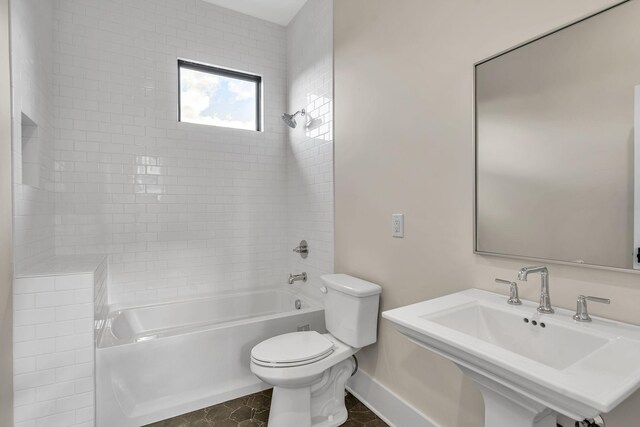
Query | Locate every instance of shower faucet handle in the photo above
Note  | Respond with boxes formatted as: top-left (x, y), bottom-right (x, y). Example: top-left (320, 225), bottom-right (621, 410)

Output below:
top-left (292, 240), bottom-right (308, 259)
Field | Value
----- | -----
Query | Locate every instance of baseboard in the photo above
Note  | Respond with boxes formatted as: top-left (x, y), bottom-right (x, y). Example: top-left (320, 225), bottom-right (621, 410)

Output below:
top-left (346, 369), bottom-right (440, 427)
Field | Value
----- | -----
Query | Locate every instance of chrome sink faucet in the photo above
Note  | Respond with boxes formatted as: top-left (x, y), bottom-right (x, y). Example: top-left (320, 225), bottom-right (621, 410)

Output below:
top-left (517, 266), bottom-right (554, 314)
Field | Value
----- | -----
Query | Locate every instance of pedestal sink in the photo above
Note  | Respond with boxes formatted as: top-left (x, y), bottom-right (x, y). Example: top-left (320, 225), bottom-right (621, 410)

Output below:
top-left (382, 289), bottom-right (640, 427)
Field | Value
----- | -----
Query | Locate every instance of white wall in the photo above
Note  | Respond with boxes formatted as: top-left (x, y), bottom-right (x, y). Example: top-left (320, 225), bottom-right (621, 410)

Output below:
top-left (13, 257), bottom-right (107, 427)
top-left (0, 0), bottom-right (13, 424)
top-left (286, 0), bottom-right (334, 300)
top-left (334, 1), bottom-right (640, 426)
top-left (52, 0), bottom-right (289, 305)
top-left (11, 0), bottom-right (56, 272)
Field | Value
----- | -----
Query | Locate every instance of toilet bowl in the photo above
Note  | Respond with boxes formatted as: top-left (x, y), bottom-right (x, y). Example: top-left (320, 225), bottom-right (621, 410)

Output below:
top-left (250, 274), bottom-right (382, 427)
top-left (251, 331), bottom-right (357, 427)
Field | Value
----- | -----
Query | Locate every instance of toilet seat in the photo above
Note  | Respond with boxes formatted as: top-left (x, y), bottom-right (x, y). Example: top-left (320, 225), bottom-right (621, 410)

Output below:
top-left (251, 331), bottom-right (334, 368)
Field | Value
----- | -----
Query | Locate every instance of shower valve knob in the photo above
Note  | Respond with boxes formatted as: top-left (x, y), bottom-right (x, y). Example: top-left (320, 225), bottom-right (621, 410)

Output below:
top-left (293, 240), bottom-right (308, 259)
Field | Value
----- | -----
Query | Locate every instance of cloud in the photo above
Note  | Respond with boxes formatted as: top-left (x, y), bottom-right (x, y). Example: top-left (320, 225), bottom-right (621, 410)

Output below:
top-left (180, 68), bottom-right (220, 121)
top-left (183, 113), bottom-right (255, 130)
top-left (180, 67), bottom-right (256, 131)
top-left (228, 79), bottom-right (256, 101)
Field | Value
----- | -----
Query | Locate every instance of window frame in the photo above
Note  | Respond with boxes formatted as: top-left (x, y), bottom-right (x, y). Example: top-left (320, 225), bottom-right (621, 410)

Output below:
top-left (177, 59), bottom-right (262, 132)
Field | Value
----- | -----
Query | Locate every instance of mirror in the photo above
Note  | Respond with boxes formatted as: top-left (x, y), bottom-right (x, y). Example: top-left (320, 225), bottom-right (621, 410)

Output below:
top-left (475, 0), bottom-right (640, 271)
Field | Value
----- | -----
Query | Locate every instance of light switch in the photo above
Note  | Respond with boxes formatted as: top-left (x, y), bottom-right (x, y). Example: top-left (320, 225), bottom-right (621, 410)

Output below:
top-left (392, 214), bottom-right (404, 238)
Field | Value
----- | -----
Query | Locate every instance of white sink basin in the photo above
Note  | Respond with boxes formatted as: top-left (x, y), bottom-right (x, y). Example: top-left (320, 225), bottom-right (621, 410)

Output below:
top-left (383, 289), bottom-right (640, 427)
top-left (427, 302), bottom-right (609, 370)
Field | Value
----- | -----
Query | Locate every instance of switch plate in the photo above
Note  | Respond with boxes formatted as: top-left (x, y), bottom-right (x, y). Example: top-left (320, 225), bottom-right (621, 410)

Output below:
top-left (392, 214), bottom-right (404, 238)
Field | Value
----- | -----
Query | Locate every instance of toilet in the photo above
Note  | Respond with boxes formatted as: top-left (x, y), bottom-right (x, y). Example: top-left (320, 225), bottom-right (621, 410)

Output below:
top-left (250, 274), bottom-right (382, 427)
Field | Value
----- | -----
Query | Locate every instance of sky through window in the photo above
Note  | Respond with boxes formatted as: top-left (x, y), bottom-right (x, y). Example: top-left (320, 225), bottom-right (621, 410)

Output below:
top-left (179, 62), bottom-right (260, 131)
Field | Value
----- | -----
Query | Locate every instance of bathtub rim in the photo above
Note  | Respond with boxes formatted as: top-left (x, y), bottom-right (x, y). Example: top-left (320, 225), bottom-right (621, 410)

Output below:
top-left (97, 287), bottom-right (324, 349)
top-left (108, 285), bottom-right (322, 311)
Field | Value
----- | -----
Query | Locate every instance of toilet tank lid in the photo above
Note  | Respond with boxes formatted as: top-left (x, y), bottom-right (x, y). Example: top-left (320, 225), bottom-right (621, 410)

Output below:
top-left (321, 274), bottom-right (382, 297)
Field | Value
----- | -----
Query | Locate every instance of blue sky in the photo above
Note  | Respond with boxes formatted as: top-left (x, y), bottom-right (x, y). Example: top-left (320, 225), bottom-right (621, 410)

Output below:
top-left (180, 67), bottom-right (257, 130)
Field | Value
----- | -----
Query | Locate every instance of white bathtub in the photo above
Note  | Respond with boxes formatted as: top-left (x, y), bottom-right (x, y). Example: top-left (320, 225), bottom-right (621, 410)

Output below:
top-left (96, 288), bottom-right (325, 427)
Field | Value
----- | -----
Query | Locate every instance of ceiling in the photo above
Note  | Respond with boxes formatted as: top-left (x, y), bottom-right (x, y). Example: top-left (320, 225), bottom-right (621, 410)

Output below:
top-left (202, 0), bottom-right (307, 26)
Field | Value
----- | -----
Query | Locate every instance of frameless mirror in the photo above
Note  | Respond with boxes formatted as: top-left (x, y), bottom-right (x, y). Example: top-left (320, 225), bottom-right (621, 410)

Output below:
top-left (475, 0), bottom-right (640, 271)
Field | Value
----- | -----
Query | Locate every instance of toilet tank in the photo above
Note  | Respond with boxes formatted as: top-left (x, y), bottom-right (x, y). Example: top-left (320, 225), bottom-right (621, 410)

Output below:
top-left (321, 274), bottom-right (382, 348)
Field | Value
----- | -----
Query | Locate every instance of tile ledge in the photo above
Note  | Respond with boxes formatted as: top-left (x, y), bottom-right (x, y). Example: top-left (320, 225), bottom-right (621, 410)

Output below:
top-left (15, 254), bottom-right (107, 278)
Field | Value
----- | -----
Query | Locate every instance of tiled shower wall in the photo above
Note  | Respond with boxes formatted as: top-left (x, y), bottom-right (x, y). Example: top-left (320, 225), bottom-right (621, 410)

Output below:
top-left (11, 0), bottom-right (56, 272)
top-left (11, 0), bottom-right (334, 307)
top-left (287, 0), bottom-right (334, 300)
top-left (52, 0), bottom-right (290, 305)
top-left (13, 257), bottom-right (106, 427)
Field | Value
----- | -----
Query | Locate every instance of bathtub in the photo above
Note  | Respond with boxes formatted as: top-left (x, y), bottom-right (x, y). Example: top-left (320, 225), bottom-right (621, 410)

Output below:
top-left (96, 288), bottom-right (325, 427)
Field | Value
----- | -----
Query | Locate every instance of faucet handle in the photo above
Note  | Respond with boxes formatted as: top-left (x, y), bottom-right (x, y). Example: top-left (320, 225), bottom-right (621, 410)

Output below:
top-left (573, 295), bottom-right (610, 322)
top-left (582, 295), bottom-right (610, 304)
top-left (292, 240), bottom-right (308, 259)
top-left (495, 278), bottom-right (521, 305)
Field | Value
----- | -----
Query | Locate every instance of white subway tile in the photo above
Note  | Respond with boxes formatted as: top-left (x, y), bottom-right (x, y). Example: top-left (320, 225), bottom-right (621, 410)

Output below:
top-left (75, 405), bottom-right (94, 423)
top-left (15, 278), bottom-right (55, 295)
top-left (14, 339), bottom-right (56, 358)
top-left (36, 351), bottom-right (76, 370)
top-left (55, 303), bottom-right (92, 321)
top-left (55, 333), bottom-right (92, 352)
top-left (35, 410), bottom-right (76, 427)
top-left (73, 377), bottom-right (93, 394)
top-left (36, 381), bottom-right (75, 402)
top-left (35, 290), bottom-right (76, 308)
top-left (14, 388), bottom-right (37, 407)
top-left (55, 391), bottom-right (93, 412)
top-left (14, 400), bottom-right (57, 423)
top-left (54, 274), bottom-right (92, 290)
top-left (14, 325), bottom-right (36, 342)
top-left (55, 362), bottom-right (92, 383)
top-left (14, 294), bottom-right (36, 310)
top-left (14, 357), bottom-right (37, 375)
top-left (14, 369), bottom-right (56, 391)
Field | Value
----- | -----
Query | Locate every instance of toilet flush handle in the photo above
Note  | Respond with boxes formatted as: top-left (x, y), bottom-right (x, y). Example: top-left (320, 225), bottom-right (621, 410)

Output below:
top-left (320, 286), bottom-right (328, 294)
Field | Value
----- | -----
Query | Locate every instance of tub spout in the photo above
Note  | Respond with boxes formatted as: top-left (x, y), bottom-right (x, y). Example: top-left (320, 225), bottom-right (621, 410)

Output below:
top-left (288, 272), bottom-right (307, 285)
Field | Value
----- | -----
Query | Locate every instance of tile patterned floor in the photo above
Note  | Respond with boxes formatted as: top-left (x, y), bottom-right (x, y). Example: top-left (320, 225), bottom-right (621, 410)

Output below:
top-left (145, 388), bottom-right (389, 427)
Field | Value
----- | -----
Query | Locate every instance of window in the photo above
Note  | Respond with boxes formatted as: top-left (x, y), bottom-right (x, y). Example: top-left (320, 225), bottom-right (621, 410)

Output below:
top-left (178, 60), bottom-right (262, 131)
